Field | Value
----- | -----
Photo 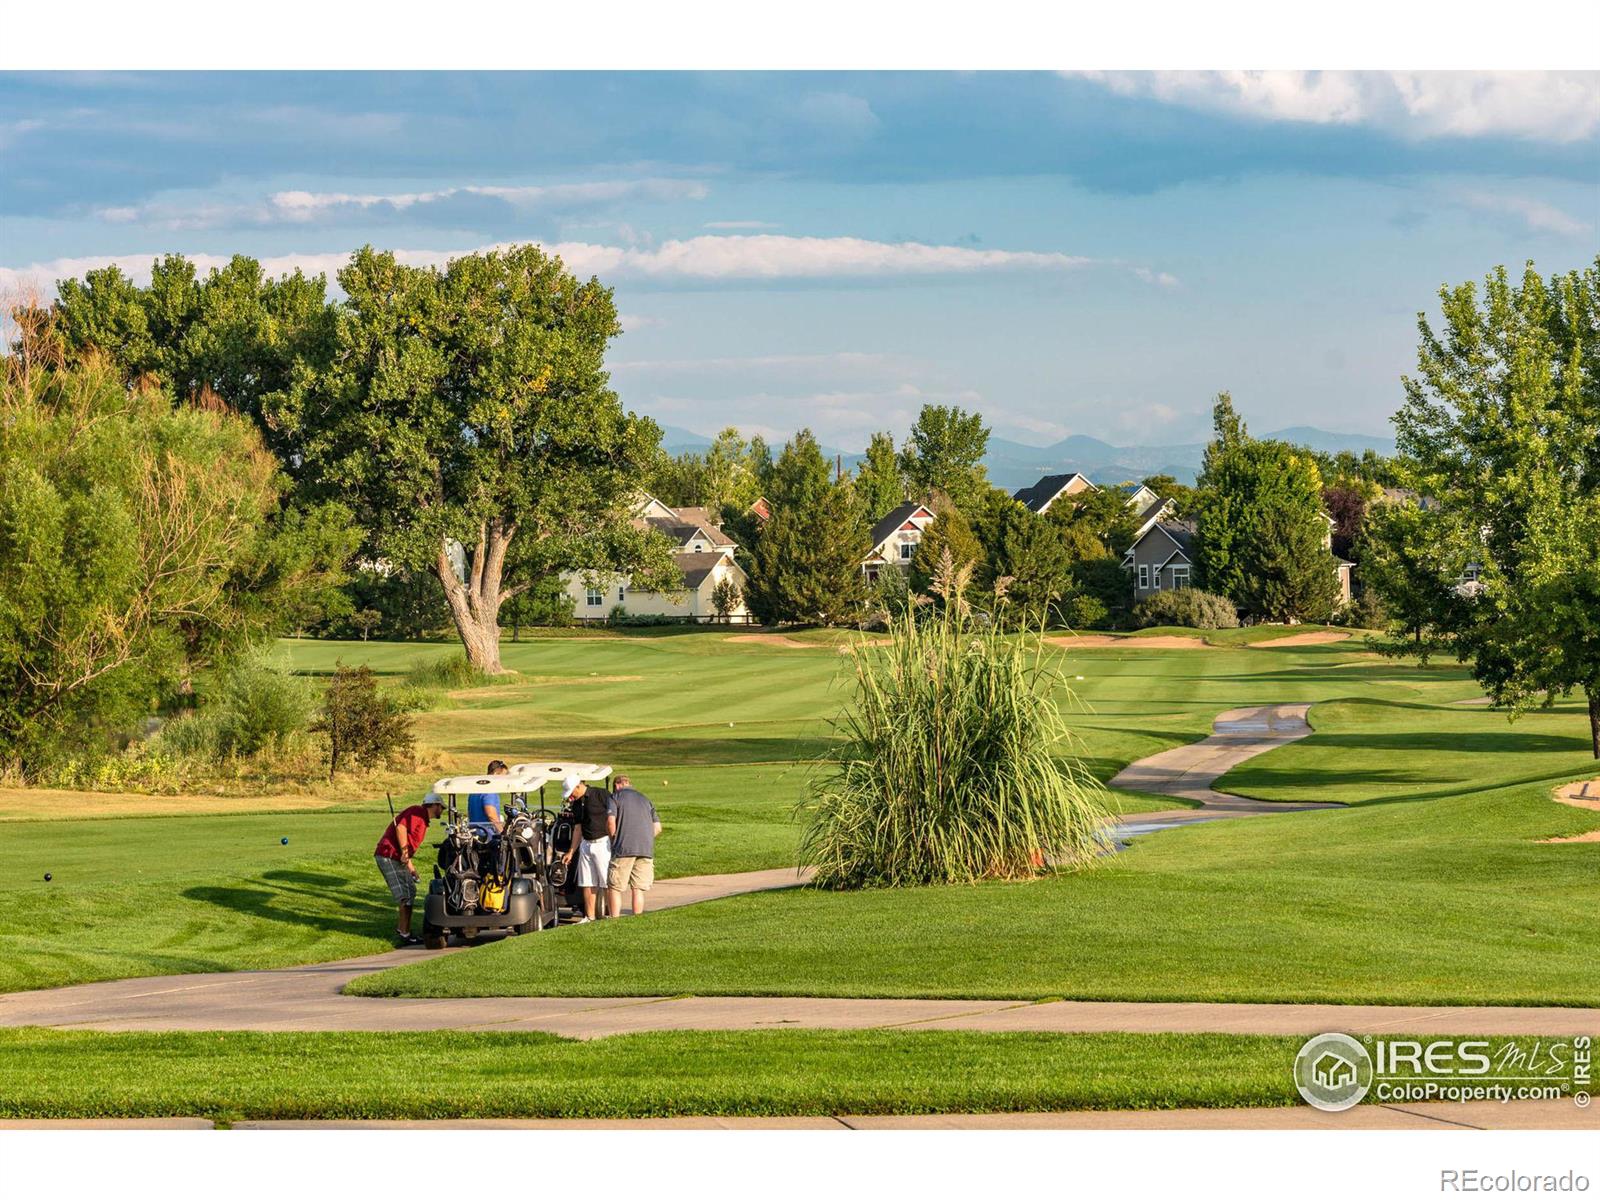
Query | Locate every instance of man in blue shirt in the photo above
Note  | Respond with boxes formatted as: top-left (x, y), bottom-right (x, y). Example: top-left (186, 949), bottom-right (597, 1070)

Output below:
top-left (467, 759), bottom-right (509, 835)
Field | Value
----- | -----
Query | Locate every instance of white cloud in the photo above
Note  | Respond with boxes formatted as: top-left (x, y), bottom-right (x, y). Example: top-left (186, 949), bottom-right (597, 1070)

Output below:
top-left (93, 178), bottom-right (710, 231)
top-left (616, 312), bottom-right (667, 332)
top-left (1133, 267), bottom-right (1181, 289)
top-left (1458, 191), bottom-right (1591, 237)
top-left (0, 234), bottom-right (1114, 296)
top-left (1072, 71), bottom-right (1600, 142)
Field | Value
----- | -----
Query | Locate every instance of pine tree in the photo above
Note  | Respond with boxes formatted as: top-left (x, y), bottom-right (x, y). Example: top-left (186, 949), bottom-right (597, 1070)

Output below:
top-left (1195, 395), bottom-right (1340, 621)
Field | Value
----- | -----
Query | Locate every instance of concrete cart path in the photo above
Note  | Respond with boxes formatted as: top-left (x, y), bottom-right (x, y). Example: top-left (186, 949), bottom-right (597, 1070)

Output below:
top-left (6, 706), bottom-right (1594, 1038)
top-left (1107, 703), bottom-right (1341, 829)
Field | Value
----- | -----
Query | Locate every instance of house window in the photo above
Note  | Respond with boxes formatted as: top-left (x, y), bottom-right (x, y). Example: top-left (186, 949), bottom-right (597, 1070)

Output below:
top-left (1462, 564), bottom-right (1480, 583)
top-left (900, 541), bottom-right (915, 561)
top-left (1152, 568), bottom-right (1162, 591)
top-left (1137, 564), bottom-right (1150, 590)
top-left (618, 586), bottom-right (627, 602)
top-left (585, 587), bottom-right (603, 607)
top-left (1170, 565), bottom-right (1190, 590)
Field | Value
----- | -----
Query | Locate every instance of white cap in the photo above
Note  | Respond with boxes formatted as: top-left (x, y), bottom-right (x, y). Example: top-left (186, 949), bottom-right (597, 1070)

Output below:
top-left (562, 774), bottom-right (582, 799)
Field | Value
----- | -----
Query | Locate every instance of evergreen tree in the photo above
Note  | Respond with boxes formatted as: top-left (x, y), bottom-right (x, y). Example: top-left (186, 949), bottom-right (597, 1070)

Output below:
top-left (910, 501), bottom-right (985, 598)
top-left (983, 502), bottom-right (1073, 627)
top-left (744, 433), bottom-right (869, 625)
top-left (1195, 394), bottom-right (1339, 621)
top-left (855, 431), bottom-right (906, 519)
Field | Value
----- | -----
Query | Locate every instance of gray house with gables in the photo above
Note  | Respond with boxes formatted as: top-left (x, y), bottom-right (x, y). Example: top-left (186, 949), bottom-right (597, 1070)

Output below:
top-left (1123, 520), bottom-right (1196, 598)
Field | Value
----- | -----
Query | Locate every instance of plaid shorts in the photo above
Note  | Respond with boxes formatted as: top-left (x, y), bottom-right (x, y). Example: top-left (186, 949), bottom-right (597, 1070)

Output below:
top-left (375, 854), bottom-right (416, 905)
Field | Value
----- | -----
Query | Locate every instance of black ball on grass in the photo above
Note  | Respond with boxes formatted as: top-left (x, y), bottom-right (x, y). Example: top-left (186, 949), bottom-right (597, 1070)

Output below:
top-left (280, 837), bottom-right (289, 845)
top-left (43, 873), bottom-right (52, 882)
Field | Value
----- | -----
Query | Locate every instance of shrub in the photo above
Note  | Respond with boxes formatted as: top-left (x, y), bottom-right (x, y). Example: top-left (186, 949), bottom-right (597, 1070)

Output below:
top-left (1133, 589), bottom-right (1239, 630)
top-left (799, 551), bottom-right (1108, 889)
top-left (404, 655), bottom-right (483, 690)
top-left (209, 647), bottom-right (315, 757)
top-left (312, 664), bottom-right (415, 780)
top-left (1060, 594), bottom-right (1109, 630)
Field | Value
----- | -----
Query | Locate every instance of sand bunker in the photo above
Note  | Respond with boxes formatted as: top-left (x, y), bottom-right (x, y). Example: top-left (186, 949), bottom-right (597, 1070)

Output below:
top-left (1247, 630), bottom-right (1351, 648)
top-left (1126, 635), bottom-right (1211, 649)
top-left (727, 633), bottom-right (819, 649)
top-left (1542, 779), bottom-right (1600, 843)
top-left (1045, 635), bottom-right (1126, 648)
top-left (1451, 696), bottom-right (1495, 707)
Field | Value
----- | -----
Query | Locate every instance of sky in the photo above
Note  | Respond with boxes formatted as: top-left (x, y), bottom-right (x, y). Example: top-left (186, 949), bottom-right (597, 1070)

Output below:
top-left (1, 70), bottom-right (1596, 449)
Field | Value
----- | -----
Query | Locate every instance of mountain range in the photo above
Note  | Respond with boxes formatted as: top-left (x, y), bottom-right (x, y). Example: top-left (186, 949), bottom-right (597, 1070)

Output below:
top-left (657, 424), bottom-right (1398, 489)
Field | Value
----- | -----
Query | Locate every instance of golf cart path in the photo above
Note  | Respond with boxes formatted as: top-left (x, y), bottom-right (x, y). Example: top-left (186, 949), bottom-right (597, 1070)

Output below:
top-left (6, 705), bottom-right (1588, 1039)
top-left (1106, 703), bottom-right (1341, 831)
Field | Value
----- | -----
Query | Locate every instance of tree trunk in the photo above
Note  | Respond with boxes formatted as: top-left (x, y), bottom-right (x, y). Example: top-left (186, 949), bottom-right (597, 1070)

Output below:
top-left (433, 519), bottom-right (515, 674)
top-left (1589, 687), bottom-right (1600, 760)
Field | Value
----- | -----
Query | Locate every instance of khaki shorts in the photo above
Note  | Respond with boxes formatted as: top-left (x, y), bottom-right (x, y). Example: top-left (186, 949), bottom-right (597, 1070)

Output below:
top-left (607, 855), bottom-right (654, 891)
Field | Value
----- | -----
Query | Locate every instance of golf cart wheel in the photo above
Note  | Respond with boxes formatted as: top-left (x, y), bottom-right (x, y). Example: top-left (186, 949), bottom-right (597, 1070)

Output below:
top-left (422, 923), bottom-right (448, 951)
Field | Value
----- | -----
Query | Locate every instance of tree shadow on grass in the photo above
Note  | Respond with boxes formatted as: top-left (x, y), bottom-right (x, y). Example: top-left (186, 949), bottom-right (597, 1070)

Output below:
top-left (183, 873), bottom-right (394, 939)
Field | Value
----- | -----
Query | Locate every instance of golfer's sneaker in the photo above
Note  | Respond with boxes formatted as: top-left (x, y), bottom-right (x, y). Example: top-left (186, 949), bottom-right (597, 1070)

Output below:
top-left (570, 916), bottom-right (593, 925)
top-left (396, 933), bottom-right (424, 947)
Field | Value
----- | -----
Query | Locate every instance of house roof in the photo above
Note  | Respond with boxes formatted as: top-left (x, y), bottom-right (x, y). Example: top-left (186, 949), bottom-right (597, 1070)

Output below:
top-left (1133, 496), bottom-right (1170, 528)
top-left (676, 551), bottom-right (735, 590)
top-left (645, 516), bottom-right (735, 548)
top-left (1126, 519), bottom-right (1196, 566)
top-left (1013, 473), bottom-right (1094, 513)
top-left (867, 501), bottom-right (933, 551)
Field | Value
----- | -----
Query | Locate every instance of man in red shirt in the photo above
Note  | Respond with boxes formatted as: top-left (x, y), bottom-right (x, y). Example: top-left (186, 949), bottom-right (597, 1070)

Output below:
top-left (375, 792), bottom-right (444, 946)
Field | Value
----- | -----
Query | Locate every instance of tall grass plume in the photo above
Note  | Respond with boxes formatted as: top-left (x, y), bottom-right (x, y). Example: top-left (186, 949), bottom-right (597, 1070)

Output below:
top-left (800, 551), bottom-right (1108, 888)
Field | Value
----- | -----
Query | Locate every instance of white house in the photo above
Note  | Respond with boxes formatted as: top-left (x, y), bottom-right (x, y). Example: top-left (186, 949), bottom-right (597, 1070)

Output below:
top-left (563, 495), bottom-right (753, 623)
top-left (860, 501), bottom-right (938, 582)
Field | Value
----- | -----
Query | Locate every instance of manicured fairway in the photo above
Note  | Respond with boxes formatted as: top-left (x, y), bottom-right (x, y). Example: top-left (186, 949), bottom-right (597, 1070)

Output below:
top-left (6, 630), bottom-right (1597, 1002)
top-left (0, 1028), bottom-right (1311, 1119)
top-left (353, 641), bottom-right (1600, 1008)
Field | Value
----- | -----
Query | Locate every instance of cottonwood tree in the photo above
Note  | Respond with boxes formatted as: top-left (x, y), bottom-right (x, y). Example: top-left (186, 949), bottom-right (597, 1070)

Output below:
top-left (291, 245), bottom-right (676, 673)
top-left (899, 404), bottom-right (991, 511)
top-left (1388, 260), bottom-right (1600, 757)
top-left (855, 431), bottom-right (906, 519)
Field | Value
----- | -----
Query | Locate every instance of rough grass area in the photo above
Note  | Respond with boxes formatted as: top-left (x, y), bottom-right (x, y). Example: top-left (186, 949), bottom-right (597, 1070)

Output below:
top-left (0, 1029), bottom-right (1306, 1120)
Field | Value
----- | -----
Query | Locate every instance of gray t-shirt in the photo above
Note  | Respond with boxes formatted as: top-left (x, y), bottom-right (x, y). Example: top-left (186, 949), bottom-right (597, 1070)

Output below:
top-left (610, 787), bottom-right (659, 858)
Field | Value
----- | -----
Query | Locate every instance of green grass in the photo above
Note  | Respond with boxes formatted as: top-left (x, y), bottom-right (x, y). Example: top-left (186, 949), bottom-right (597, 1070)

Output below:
top-left (0, 1028), bottom-right (1312, 1119)
top-left (4, 631), bottom-right (1596, 1005)
top-left (352, 640), bottom-right (1600, 1008)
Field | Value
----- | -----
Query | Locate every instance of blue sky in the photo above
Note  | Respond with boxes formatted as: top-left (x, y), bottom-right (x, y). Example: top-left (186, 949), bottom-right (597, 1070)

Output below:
top-left (2, 71), bottom-right (1596, 448)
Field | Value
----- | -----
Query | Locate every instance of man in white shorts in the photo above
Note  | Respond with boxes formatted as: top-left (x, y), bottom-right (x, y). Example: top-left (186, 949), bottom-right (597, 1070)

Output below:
top-left (560, 773), bottom-right (615, 924)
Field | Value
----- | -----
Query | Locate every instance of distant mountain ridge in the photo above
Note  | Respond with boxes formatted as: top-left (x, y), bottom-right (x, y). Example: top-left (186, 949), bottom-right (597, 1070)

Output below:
top-left (654, 423), bottom-right (1396, 489)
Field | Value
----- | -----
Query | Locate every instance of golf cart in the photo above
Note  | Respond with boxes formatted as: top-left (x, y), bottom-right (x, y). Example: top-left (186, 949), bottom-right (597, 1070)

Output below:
top-left (420, 761), bottom-right (612, 949)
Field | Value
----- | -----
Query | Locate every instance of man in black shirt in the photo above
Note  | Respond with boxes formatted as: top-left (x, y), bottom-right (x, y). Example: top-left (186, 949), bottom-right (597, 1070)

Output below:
top-left (560, 774), bottom-right (616, 924)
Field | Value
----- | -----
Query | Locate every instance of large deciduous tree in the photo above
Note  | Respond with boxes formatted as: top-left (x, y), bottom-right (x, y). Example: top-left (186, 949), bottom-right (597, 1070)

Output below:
top-left (899, 404), bottom-right (990, 511)
top-left (855, 431), bottom-right (906, 519)
top-left (290, 245), bottom-right (675, 673)
top-left (1388, 260), bottom-right (1600, 756)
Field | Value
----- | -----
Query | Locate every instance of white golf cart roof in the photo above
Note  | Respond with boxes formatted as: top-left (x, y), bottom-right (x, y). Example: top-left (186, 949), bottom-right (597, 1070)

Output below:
top-left (430, 762), bottom-right (612, 796)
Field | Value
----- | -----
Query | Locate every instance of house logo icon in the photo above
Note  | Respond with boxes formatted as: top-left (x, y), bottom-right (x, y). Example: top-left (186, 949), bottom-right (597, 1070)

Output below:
top-left (1294, 1033), bottom-right (1373, 1111)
